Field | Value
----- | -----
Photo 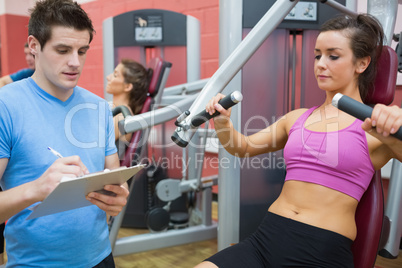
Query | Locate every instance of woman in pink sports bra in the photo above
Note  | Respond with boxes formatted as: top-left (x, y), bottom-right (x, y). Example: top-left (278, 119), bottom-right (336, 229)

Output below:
top-left (196, 14), bottom-right (402, 268)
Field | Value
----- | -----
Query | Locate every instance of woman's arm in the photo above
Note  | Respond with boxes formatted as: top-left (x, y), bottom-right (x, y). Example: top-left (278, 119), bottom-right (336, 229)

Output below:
top-left (207, 94), bottom-right (298, 158)
top-left (113, 112), bottom-right (133, 143)
top-left (213, 116), bottom-right (289, 158)
top-left (0, 75), bottom-right (12, 88)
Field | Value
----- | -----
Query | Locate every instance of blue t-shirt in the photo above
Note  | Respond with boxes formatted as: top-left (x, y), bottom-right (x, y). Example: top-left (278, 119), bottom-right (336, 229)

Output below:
top-left (9, 68), bottom-right (34, 82)
top-left (0, 78), bottom-right (117, 267)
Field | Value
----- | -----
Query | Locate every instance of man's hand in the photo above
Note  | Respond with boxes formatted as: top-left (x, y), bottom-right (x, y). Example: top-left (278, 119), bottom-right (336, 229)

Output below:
top-left (86, 183), bottom-right (129, 216)
top-left (33, 156), bottom-right (89, 202)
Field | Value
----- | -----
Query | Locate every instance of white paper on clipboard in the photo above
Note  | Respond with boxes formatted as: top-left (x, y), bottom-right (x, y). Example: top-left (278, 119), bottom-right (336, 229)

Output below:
top-left (27, 164), bottom-right (146, 220)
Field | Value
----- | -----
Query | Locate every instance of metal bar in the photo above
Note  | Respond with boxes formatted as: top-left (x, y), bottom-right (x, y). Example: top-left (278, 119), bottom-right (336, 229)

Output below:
top-left (102, 17), bottom-right (114, 102)
top-left (121, 94), bottom-right (197, 134)
top-left (159, 96), bottom-right (188, 106)
top-left (367, 0), bottom-right (398, 46)
top-left (216, 0), bottom-right (244, 250)
top-left (202, 187), bottom-right (213, 226)
top-left (291, 32), bottom-right (297, 111)
top-left (162, 78), bottom-right (209, 96)
top-left (381, 160), bottom-right (402, 258)
top-left (186, 15), bottom-right (201, 82)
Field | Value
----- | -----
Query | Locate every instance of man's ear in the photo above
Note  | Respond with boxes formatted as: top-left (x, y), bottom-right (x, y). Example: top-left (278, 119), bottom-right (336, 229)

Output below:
top-left (28, 35), bottom-right (40, 56)
top-left (356, 56), bottom-right (371, 74)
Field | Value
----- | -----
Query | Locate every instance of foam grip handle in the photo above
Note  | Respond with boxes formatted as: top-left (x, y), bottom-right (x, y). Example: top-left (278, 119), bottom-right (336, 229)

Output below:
top-left (332, 93), bottom-right (402, 140)
top-left (190, 91), bottom-right (243, 128)
top-left (112, 105), bottom-right (132, 118)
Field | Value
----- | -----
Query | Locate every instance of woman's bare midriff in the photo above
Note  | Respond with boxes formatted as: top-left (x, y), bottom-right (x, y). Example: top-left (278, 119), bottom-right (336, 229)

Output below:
top-left (268, 180), bottom-right (358, 241)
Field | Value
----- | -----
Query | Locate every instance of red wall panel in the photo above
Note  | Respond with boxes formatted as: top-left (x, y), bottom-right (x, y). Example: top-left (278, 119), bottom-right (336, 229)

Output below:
top-left (0, 14), bottom-right (30, 76)
top-left (81, 0), bottom-right (219, 97)
top-left (393, 86), bottom-right (402, 106)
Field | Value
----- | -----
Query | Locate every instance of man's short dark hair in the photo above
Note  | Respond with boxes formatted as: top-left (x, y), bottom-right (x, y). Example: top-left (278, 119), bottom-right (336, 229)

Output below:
top-left (28, 0), bottom-right (95, 49)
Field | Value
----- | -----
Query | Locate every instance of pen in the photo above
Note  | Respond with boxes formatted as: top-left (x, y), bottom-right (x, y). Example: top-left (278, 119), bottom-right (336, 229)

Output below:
top-left (47, 147), bottom-right (63, 158)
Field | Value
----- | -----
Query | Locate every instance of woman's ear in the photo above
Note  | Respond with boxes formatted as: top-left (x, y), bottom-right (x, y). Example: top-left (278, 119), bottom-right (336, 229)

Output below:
top-left (124, 82), bottom-right (133, 92)
top-left (356, 56), bottom-right (371, 74)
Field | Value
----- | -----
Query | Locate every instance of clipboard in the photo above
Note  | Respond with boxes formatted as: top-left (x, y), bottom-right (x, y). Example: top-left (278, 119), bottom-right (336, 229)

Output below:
top-left (27, 164), bottom-right (146, 220)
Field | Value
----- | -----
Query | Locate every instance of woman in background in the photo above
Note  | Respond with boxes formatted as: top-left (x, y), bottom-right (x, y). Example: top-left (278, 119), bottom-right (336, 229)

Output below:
top-left (106, 59), bottom-right (151, 159)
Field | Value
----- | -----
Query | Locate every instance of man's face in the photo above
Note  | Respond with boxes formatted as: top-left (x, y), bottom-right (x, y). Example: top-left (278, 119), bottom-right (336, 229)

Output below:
top-left (30, 25), bottom-right (90, 96)
top-left (24, 47), bottom-right (35, 69)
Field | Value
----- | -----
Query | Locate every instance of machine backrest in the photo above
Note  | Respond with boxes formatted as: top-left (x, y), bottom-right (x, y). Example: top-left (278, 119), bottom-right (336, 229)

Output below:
top-left (120, 57), bottom-right (172, 167)
top-left (365, 46), bottom-right (398, 105)
top-left (352, 46), bottom-right (398, 268)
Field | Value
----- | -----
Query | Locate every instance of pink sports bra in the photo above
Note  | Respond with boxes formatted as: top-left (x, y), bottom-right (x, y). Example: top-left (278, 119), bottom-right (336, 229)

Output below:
top-left (283, 106), bottom-right (375, 201)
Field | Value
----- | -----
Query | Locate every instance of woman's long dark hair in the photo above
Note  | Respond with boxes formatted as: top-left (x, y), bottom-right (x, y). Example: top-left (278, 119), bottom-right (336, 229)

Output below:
top-left (120, 59), bottom-right (152, 115)
top-left (320, 14), bottom-right (385, 101)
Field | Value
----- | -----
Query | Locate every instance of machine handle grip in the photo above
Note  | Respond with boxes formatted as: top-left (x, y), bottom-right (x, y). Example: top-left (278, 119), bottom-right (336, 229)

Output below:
top-left (332, 93), bottom-right (402, 140)
top-left (190, 91), bottom-right (243, 128)
top-left (112, 105), bottom-right (132, 118)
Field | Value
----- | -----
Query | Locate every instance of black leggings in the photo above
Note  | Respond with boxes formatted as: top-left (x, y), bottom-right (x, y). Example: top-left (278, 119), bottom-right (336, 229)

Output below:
top-left (0, 188), bottom-right (3, 255)
top-left (92, 252), bottom-right (115, 268)
top-left (205, 212), bottom-right (354, 268)
top-left (0, 222), bottom-right (3, 255)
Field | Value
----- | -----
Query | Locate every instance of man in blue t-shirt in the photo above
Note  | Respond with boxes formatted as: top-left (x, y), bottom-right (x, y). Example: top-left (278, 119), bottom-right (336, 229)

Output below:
top-left (0, 30), bottom-right (36, 268)
top-left (0, 0), bottom-right (129, 267)
top-left (0, 42), bottom-right (35, 87)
